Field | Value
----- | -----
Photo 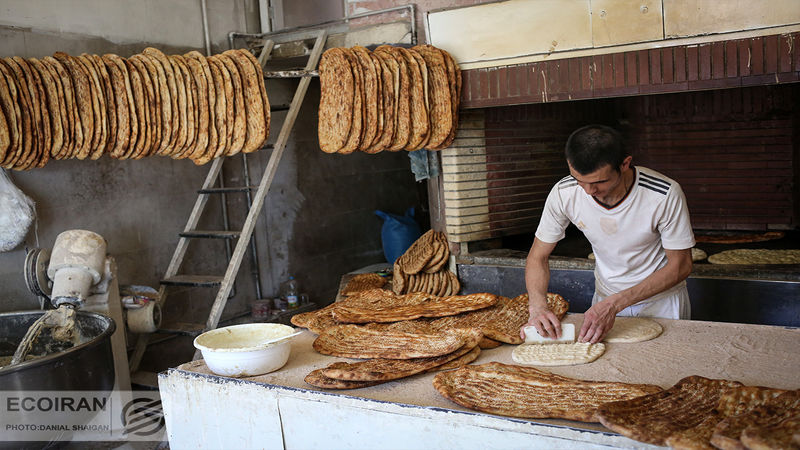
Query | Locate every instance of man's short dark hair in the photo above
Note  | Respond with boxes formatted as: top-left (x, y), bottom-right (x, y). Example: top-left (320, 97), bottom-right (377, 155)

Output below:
top-left (565, 125), bottom-right (628, 174)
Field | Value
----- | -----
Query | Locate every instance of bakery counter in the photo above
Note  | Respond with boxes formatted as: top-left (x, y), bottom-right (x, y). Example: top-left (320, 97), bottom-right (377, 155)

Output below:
top-left (158, 315), bottom-right (800, 449)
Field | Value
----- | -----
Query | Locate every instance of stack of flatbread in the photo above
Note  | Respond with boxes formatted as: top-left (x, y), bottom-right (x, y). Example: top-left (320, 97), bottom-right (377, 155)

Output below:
top-left (393, 230), bottom-right (458, 296)
top-left (317, 44), bottom-right (460, 154)
top-left (0, 48), bottom-right (269, 169)
top-left (708, 249), bottom-right (800, 265)
top-left (596, 375), bottom-right (800, 447)
top-left (433, 362), bottom-right (662, 422)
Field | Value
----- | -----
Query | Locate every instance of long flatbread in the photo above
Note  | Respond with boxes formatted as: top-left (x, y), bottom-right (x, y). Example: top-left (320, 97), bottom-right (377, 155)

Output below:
top-left (313, 324), bottom-right (468, 359)
top-left (433, 362), bottom-right (662, 422)
top-left (331, 292), bottom-right (498, 324)
top-left (320, 328), bottom-right (482, 381)
top-left (596, 375), bottom-right (745, 445)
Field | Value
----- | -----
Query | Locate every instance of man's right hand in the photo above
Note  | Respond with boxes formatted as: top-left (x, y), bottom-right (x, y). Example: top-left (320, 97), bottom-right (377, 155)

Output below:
top-left (520, 304), bottom-right (562, 340)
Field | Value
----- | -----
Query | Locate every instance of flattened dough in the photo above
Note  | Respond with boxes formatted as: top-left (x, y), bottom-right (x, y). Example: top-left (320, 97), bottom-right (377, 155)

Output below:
top-left (605, 317), bottom-right (663, 343)
top-left (511, 342), bottom-right (605, 366)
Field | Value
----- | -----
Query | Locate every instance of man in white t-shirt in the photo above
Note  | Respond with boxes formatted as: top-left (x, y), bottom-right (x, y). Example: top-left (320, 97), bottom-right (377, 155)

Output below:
top-left (521, 125), bottom-right (695, 344)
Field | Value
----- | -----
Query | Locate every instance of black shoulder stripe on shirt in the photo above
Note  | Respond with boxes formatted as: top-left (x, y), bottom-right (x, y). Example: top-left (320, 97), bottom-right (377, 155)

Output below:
top-left (639, 172), bottom-right (671, 189)
top-left (559, 181), bottom-right (578, 190)
top-left (639, 180), bottom-right (668, 195)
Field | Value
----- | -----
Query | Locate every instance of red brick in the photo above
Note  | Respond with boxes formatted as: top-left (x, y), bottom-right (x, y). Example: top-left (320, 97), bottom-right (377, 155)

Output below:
top-left (650, 48), bottom-right (662, 84)
top-left (699, 44), bottom-right (712, 80)
top-left (624, 51), bottom-right (638, 86)
top-left (764, 35), bottom-right (778, 73)
top-left (674, 47), bottom-right (686, 82)
top-left (687, 46), bottom-right (699, 81)
top-left (638, 50), bottom-right (650, 85)
top-left (580, 56), bottom-right (593, 91)
top-left (488, 67), bottom-right (499, 98)
top-left (661, 48), bottom-right (674, 84)
top-left (750, 37), bottom-right (764, 75)
top-left (712, 41), bottom-right (725, 79)
top-left (725, 41), bottom-right (738, 77)
top-left (478, 68), bottom-right (489, 100)
top-left (737, 39), bottom-right (750, 76)
top-left (497, 66), bottom-right (508, 99)
top-left (778, 34), bottom-right (792, 73)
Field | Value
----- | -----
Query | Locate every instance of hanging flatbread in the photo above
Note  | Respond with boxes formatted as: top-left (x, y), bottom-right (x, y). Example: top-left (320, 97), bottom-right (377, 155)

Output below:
top-left (350, 46), bottom-right (378, 152)
top-left (215, 54), bottom-right (246, 156)
top-left (5, 57), bottom-right (42, 169)
top-left (411, 45), bottom-right (451, 149)
top-left (375, 46), bottom-right (409, 151)
top-left (224, 49), bottom-right (265, 154)
top-left (125, 56), bottom-right (152, 160)
top-left (171, 55), bottom-right (197, 159)
top-left (363, 52), bottom-right (395, 154)
top-left (206, 56), bottom-right (232, 159)
top-left (76, 54), bottom-right (107, 159)
top-left (337, 49), bottom-right (363, 154)
top-left (400, 47), bottom-right (429, 151)
top-left (183, 54), bottom-right (210, 161)
top-left (101, 54), bottom-right (132, 159)
top-left (89, 54), bottom-right (117, 156)
top-left (239, 49), bottom-right (270, 150)
top-left (0, 65), bottom-right (19, 165)
top-left (0, 59), bottom-right (34, 169)
top-left (142, 48), bottom-right (179, 155)
top-left (317, 48), bottom-right (353, 153)
top-left (28, 58), bottom-right (64, 162)
top-left (130, 55), bottom-right (160, 157)
top-left (53, 52), bottom-right (94, 160)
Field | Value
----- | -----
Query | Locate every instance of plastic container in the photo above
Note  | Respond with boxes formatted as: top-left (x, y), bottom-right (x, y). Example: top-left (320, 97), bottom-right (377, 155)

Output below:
top-left (193, 323), bottom-right (298, 377)
top-left (280, 276), bottom-right (299, 309)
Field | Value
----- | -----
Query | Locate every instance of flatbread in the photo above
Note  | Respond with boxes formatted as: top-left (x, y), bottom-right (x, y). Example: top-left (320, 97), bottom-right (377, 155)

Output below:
top-left (596, 375), bottom-right (745, 445)
top-left (44, 56), bottom-right (82, 159)
top-left (313, 324), bottom-right (468, 359)
top-left (171, 55), bottom-right (197, 159)
top-left (320, 328), bottom-right (482, 381)
top-left (740, 414), bottom-right (800, 450)
top-left (331, 292), bottom-right (499, 324)
top-left (337, 49), bottom-right (363, 154)
top-left (183, 54), bottom-right (210, 161)
top-left (76, 54), bottom-right (107, 159)
top-left (429, 48), bottom-right (460, 150)
top-left (207, 57), bottom-right (232, 159)
top-left (397, 230), bottom-right (436, 275)
top-left (400, 47), bottom-right (428, 151)
top-left (350, 47), bottom-right (378, 152)
top-left (239, 49), bottom-right (270, 150)
top-left (708, 249), bottom-right (800, 265)
top-left (0, 59), bottom-right (34, 169)
top-left (665, 386), bottom-right (788, 450)
top-left (53, 52), bottom-right (94, 160)
top-left (481, 293), bottom-right (568, 345)
top-left (376, 46), bottom-right (409, 151)
top-left (317, 48), bottom-right (353, 153)
top-left (130, 55), bottom-right (159, 158)
top-left (411, 45), bottom-right (451, 149)
top-left (433, 362), bottom-right (662, 422)
top-left (89, 54), bottom-right (117, 155)
top-left (0, 64), bottom-right (19, 165)
top-left (604, 317), bottom-right (663, 343)
top-left (28, 58), bottom-right (63, 161)
top-left (126, 56), bottom-right (153, 159)
top-left (15, 56), bottom-right (49, 169)
top-left (5, 57), bottom-right (41, 169)
top-left (101, 54), bottom-right (132, 159)
top-left (142, 48), bottom-right (180, 155)
top-left (304, 363), bottom-right (385, 390)
top-left (425, 345), bottom-right (480, 372)
top-left (225, 49), bottom-right (265, 154)
top-left (511, 342), bottom-right (606, 366)
top-left (363, 52), bottom-right (394, 154)
top-left (341, 273), bottom-right (387, 295)
top-left (215, 54), bottom-right (246, 156)
top-left (710, 389), bottom-right (800, 450)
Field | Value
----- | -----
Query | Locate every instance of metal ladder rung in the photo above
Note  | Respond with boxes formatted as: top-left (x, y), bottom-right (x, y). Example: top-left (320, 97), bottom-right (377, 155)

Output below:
top-left (198, 186), bottom-right (257, 194)
top-left (264, 69), bottom-right (319, 78)
top-left (179, 230), bottom-right (241, 239)
top-left (157, 322), bottom-right (206, 336)
top-left (161, 275), bottom-right (223, 287)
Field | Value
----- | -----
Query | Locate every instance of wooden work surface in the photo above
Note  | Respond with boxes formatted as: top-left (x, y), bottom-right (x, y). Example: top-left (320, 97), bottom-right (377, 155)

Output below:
top-left (175, 314), bottom-right (800, 435)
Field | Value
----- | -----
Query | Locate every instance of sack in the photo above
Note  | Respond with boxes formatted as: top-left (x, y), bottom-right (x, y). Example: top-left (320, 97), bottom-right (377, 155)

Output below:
top-left (0, 169), bottom-right (35, 252)
top-left (375, 208), bottom-right (421, 264)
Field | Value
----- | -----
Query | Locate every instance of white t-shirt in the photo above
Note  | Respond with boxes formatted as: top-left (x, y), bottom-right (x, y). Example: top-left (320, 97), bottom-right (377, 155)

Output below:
top-left (535, 166), bottom-right (695, 294)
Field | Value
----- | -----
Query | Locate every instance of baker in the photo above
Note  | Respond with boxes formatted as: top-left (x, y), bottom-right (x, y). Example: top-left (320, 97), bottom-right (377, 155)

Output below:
top-left (521, 124), bottom-right (695, 344)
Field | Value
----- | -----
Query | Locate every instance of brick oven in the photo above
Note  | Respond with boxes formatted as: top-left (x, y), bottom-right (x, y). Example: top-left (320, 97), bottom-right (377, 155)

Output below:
top-left (435, 32), bottom-right (800, 252)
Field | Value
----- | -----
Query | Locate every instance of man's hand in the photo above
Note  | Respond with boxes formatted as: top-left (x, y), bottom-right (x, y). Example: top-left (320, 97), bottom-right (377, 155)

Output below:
top-left (578, 298), bottom-right (619, 343)
top-left (520, 304), bottom-right (562, 340)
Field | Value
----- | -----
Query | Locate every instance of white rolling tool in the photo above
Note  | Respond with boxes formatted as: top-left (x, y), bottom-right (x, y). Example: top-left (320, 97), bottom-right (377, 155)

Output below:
top-left (523, 323), bottom-right (576, 344)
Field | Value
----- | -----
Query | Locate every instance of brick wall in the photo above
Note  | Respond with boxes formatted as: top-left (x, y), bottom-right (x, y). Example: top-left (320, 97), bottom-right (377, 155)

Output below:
top-left (443, 84), bottom-right (798, 241)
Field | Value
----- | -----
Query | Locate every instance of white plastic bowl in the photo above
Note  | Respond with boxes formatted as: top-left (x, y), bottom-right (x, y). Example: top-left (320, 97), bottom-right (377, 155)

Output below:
top-left (193, 323), bottom-right (297, 377)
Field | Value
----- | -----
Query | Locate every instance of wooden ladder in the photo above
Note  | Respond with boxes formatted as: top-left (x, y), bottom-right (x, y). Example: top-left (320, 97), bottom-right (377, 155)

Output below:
top-left (129, 29), bottom-right (328, 373)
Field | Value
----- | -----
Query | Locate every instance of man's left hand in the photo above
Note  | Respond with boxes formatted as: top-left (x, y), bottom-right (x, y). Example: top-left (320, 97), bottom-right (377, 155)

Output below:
top-left (578, 298), bottom-right (619, 343)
